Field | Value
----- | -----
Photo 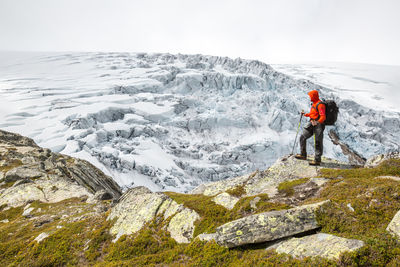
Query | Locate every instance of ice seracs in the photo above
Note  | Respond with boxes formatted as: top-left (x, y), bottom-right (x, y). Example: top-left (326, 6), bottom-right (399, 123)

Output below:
top-left (0, 52), bottom-right (399, 192)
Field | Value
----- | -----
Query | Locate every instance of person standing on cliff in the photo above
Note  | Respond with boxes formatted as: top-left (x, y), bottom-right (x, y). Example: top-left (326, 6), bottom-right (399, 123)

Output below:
top-left (295, 90), bottom-right (326, 166)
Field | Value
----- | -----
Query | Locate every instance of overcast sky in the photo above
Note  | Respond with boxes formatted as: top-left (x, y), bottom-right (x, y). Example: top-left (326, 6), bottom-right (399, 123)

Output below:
top-left (1, 0), bottom-right (399, 65)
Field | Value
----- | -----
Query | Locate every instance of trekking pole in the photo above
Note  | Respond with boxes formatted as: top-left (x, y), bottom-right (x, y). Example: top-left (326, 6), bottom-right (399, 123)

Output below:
top-left (291, 111), bottom-right (304, 155)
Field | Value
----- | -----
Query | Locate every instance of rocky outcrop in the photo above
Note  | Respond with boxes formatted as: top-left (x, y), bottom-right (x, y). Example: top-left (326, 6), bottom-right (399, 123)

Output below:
top-left (269, 233), bottom-right (364, 260)
top-left (108, 186), bottom-right (199, 243)
top-left (192, 156), bottom-right (350, 198)
top-left (0, 130), bottom-right (121, 207)
top-left (214, 200), bottom-right (329, 248)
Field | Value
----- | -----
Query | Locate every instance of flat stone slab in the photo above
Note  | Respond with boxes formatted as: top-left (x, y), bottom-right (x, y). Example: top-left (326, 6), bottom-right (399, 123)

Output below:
top-left (270, 233), bottom-right (364, 260)
top-left (215, 200), bottom-right (329, 248)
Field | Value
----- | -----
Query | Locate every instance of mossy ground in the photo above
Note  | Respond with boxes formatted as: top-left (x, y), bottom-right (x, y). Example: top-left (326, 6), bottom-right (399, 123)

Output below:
top-left (311, 158), bottom-right (400, 266)
top-left (0, 197), bottom-right (332, 267)
top-left (0, 159), bottom-right (400, 266)
top-left (278, 178), bottom-right (310, 196)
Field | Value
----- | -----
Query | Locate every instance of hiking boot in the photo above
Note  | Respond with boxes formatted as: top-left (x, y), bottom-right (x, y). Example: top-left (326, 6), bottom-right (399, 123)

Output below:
top-left (294, 154), bottom-right (307, 160)
top-left (309, 160), bottom-right (321, 166)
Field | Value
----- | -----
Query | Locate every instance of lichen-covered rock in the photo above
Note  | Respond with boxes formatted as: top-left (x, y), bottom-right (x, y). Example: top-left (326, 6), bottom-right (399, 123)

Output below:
top-left (270, 233), bottom-right (364, 260)
top-left (108, 186), bottom-right (199, 243)
top-left (0, 178), bottom-right (93, 207)
top-left (387, 210), bottom-right (400, 238)
top-left (0, 129), bottom-right (122, 207)
top-left (215, 200), bottom-right (329, 248)
top-left (212, 192), bottom-right (239, 210)
top-left (167, 207), bottom-right (200, 243)
top-left (108, 187), bottom-right (168, 238)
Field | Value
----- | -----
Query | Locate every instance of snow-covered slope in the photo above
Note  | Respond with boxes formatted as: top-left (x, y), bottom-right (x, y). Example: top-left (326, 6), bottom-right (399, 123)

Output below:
top-left (272, 62), bottom-right (400, 113)
top-left (0, 52), bottom-right (399, 192)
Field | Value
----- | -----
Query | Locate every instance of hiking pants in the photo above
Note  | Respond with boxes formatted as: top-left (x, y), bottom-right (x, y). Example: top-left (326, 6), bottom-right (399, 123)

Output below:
top-left (299, 122), bottom-right (325, 162)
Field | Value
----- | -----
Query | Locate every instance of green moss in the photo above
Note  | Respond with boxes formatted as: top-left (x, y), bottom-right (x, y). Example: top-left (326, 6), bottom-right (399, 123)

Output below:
top-left (85, 219), bottom-right (114, 262)
top-left (226, 184), bottom-right (246, 198)
top-left (0, 206), bottom-right (23, 222)
top-left (2, 158), bottom-right (400, 266)
top-left (278, 178), bottom-right (310, 196)
top-left (0, 198), bottom-right (108, 266)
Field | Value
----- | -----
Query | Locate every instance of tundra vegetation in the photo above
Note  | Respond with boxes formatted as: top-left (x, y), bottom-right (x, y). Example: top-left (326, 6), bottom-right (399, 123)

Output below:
top-left (1, 159), bottom-right (400, 266)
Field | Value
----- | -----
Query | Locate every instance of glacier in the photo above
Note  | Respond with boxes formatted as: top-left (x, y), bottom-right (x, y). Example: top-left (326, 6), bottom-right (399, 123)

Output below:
top-left (0, 52), bottom-right (399, 192)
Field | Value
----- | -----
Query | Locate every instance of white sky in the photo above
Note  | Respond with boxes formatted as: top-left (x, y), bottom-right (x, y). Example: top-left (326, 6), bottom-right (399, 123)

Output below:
top-left (0, 0), bottom-right (399, 65)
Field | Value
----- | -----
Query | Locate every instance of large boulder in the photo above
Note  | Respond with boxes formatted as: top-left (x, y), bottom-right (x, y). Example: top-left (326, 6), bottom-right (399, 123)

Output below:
top-left (215, 200), bottom-right (329, 248)
top-left (270, 233), bottom-right (364, 260)
top-left (108, 186), bottom-right (200, 243)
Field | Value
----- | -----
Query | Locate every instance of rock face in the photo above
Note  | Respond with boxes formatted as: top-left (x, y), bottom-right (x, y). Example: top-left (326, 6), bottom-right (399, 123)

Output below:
top-left (215, 200), bottom-right (329, 248)
top-left (108, 186), bottom-right (200, 243)
top-left (270, 233), bottom-right (364, 260)
top-left (192, 156), bottom-right (351, 198)
top-left (0, 130), bottom-right (121, 207)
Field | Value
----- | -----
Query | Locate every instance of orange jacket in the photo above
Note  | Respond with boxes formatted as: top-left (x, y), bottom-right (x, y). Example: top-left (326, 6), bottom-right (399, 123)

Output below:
top-left (304, 90), bottom-right (326, 124)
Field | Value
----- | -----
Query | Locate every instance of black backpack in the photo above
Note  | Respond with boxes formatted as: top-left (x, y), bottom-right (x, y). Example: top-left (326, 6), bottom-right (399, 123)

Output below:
top-left (314, 99), bottom-right (339, 125)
